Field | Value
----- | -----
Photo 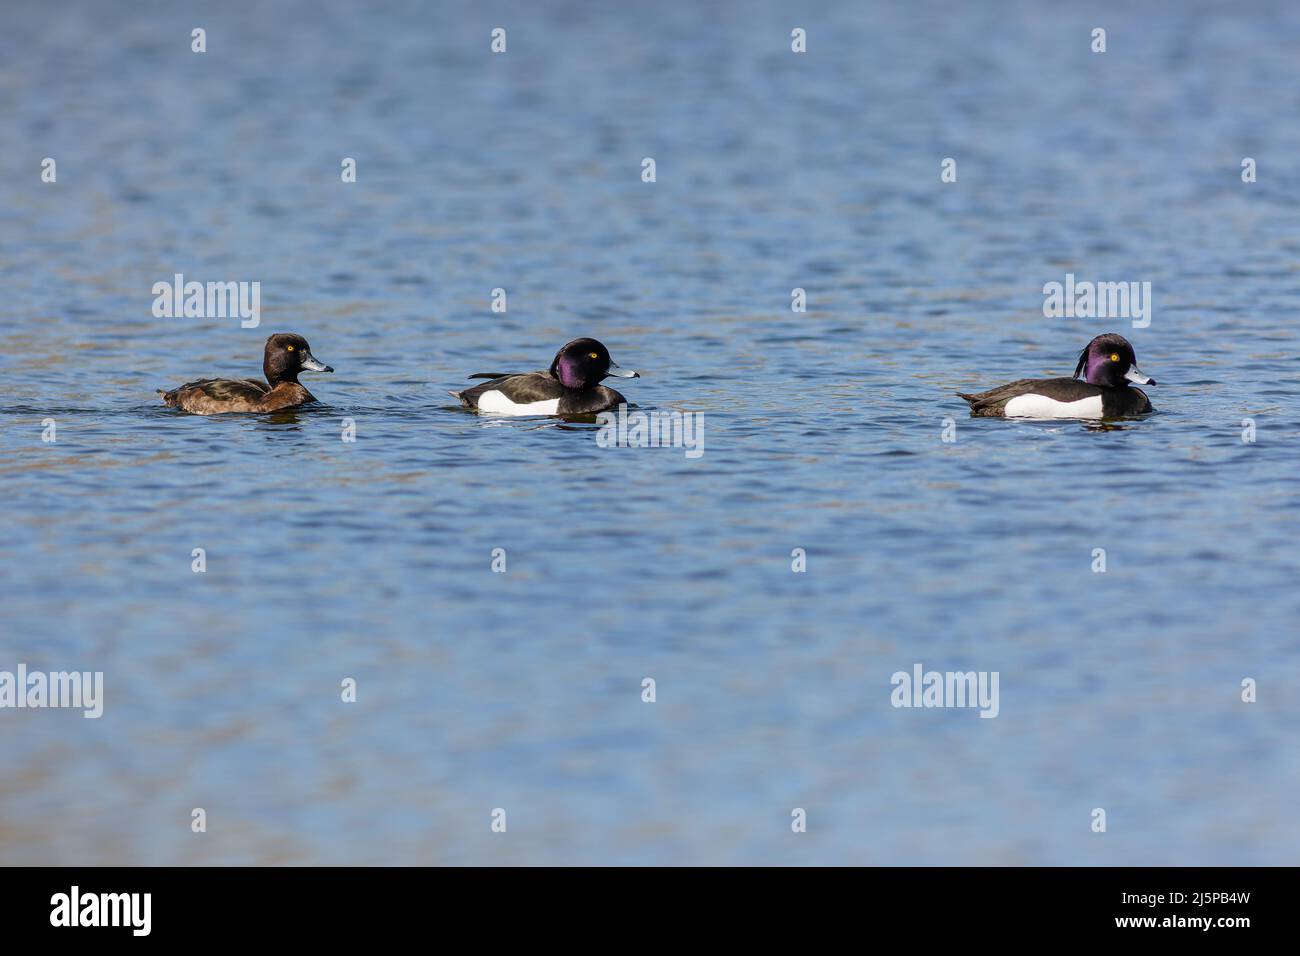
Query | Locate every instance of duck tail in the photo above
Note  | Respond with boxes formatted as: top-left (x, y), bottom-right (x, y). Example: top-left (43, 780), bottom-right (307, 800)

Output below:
top-left (955, 392), bottom-right (978, 405)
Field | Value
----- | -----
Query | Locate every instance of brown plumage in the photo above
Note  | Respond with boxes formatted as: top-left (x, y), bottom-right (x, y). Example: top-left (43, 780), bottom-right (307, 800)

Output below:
top-left (158, 333), bottom-right (333, 415)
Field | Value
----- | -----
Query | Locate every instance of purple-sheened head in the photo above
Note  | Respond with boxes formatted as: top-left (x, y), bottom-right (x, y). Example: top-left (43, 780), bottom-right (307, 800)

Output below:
top-left (1073, 333), bottom-right (1155, 389)
top-left (548, 338), bottom-right (639, 390)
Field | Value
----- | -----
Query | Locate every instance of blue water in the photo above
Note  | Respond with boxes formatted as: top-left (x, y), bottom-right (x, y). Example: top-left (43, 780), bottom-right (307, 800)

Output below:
top-left (2, 0), bottom-right (1298, 864)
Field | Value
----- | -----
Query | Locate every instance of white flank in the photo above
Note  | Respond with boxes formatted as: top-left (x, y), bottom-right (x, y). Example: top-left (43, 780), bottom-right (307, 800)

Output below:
top-left (1002, 393), bottom-right (1105, 419)
top-left (475, 390), bottom-right (561, 416)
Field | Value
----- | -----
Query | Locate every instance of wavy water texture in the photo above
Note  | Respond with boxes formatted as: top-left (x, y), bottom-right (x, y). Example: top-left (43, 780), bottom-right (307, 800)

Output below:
top-left (0, 0), bottom-right (1298, 864)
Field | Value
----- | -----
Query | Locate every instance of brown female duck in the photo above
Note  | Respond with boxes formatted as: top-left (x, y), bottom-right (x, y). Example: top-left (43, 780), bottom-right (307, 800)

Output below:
top-left (159, 333), bottom-right (333, 414)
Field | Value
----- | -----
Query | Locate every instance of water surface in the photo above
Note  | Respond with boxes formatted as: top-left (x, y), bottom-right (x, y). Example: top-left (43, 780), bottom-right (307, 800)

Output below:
top-left (1, 0), bottom-right (1298, 864)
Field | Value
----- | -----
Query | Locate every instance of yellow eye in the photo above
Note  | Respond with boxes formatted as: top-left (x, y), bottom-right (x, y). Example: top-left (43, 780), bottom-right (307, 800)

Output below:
top-left (1110, 353), bottom-right (1119, 362)
top-left (286, 344), bottom-right (295, 351)
top-left (588, 352), bottom-right (598, 359)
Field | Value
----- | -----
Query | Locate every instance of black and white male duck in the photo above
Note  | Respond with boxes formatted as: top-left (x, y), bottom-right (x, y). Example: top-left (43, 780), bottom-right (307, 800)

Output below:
top-left (159, 333), bottom-right (333, 414)
top-left (957, 333), bottom-right (1156, 418)
top-left (452, 337), bottom-right (639, 415)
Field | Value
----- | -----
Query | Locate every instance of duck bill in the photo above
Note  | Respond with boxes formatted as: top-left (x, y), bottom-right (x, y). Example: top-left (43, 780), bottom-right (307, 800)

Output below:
top-left (1125, 366), bottom-right (1155, 385)
top-left (301, 352), bottom-right (334, 373)
top-left (605, 361), bottom-right (639, 379)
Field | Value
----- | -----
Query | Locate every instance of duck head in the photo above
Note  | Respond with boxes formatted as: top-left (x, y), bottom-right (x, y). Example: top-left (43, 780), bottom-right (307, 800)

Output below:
top-left (264, 333), bottom-right (333, 385)
top-left (548, 337), bottom-right (639, 390)
top-left (1073, 333), bottom-right (1155, 389)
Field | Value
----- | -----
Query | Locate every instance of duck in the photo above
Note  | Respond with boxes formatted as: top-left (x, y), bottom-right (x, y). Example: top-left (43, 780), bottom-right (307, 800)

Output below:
top-left (957, 332), bottom-right (1155, 419)
top-left (158, 333), bottom-right (333, 414)
top-left (451, 337), bottom-right (639, 415)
